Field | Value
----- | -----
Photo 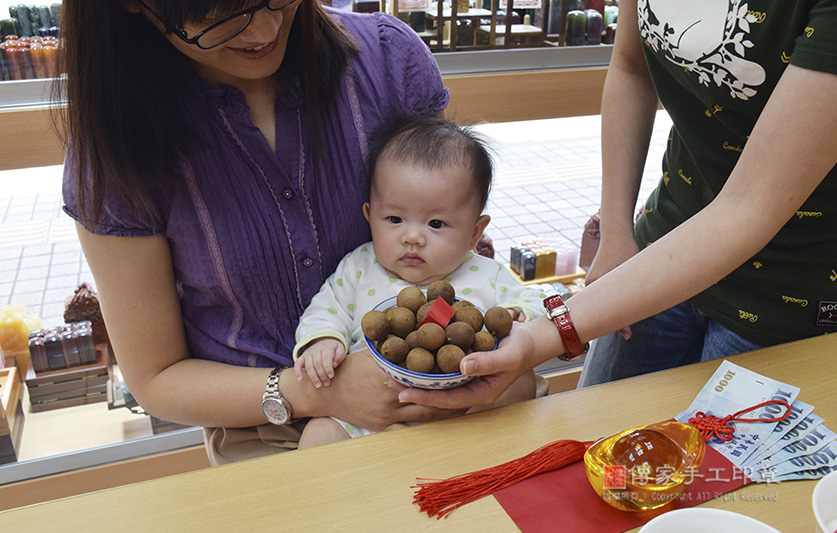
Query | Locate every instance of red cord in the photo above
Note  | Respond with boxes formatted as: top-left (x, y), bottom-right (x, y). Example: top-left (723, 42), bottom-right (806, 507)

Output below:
top-left (689, 399), bottom-right (791, 442)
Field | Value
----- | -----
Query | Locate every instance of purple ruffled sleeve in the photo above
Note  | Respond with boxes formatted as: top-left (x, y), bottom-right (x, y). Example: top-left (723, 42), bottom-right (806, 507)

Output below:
top-left (62, 143), bottom-right (159, 237)
top-left (373, 12), bottom-right (450, 115)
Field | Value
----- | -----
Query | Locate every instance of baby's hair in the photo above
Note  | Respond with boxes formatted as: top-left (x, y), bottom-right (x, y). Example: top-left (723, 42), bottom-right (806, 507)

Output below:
top-left (367, 115), bottom-right (494, 212)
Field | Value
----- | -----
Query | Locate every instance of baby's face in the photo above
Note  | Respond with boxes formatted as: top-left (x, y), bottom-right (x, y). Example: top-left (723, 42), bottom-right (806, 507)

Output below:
top-left (364, 158), bottom-right (488, 286)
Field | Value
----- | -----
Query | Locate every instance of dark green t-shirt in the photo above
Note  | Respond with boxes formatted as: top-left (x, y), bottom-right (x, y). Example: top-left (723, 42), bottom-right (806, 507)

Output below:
top-left (634, 0), bottom-right (837, 346)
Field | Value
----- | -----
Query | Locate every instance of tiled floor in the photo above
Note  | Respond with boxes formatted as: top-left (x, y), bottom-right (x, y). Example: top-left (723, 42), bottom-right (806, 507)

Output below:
top-left (0, 111), bottom-right (672, 335)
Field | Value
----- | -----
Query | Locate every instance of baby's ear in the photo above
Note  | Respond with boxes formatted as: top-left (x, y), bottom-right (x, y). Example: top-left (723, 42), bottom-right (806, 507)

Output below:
top-left (362, 202), bottom-right (371, 223)
top-left (469, 214), bottom-right (491, 249)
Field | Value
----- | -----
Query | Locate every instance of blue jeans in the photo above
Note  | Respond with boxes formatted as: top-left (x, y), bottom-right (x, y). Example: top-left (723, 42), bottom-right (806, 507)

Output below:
top-left (577, 301), bottom-right (764, 388)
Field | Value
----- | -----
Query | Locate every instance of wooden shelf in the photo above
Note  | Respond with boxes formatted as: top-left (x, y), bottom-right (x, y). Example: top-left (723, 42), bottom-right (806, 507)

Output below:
top-left (508, 265), bottom-right (586, 286)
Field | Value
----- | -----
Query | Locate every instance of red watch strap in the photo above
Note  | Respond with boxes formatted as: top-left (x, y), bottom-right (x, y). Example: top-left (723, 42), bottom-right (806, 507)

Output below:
top-left (543, 295), bottom-right (589, 361)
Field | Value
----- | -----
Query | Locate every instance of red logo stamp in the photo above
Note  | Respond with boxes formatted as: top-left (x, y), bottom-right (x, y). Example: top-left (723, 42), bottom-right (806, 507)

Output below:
top-left (603, 465), bottom-right (627, 489)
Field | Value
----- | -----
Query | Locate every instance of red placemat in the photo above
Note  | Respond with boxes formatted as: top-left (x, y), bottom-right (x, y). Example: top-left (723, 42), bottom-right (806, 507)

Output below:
top-left (494, 444), bottom-right (750, 532)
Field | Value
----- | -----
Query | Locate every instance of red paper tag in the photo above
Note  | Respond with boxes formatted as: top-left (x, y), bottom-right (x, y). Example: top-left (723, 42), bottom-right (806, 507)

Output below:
top-left (420, 298), bottom-right (454, 328)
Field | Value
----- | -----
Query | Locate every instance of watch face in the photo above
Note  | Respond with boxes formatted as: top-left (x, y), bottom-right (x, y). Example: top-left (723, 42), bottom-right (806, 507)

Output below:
top-left (262, 397), bottom-right (290, 425)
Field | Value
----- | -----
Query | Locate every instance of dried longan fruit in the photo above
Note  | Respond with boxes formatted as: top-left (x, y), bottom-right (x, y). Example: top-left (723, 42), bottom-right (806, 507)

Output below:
top-left (484, 306), bottom-right (513, 338)
top-left (396, 286), bottom-right (426, 314)
top-left (417, 322), bottom-right (445, 350)
top-left (405, 330), bottom-right (421, 350)
top-left (406, 347), bottom-right (435, 373)
top-left (379, 336), bottom-right (409, 364)
top-left (452, 300), bottom-right (474, 311)
top-left (388, 307), bottom-right (416, 338)
top-left (361, 310), bottom-right (390, 341)
top-left (472, 330), bottom-right (496, 352)
top-left (446, 321), bottom-right (475, 350)
top-left (454, 305), bottom-right (484, 333)
top-left (437, 344), bottom-right (465, 374)
top-left (416, 300), bottom-right (434, 325)
top-left (427, 280), bottom-right (455, 305)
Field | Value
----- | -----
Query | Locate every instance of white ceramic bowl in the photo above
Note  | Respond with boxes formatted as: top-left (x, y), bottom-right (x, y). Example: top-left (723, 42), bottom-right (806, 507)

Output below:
top-left (813, 469), bottom-right (837, 533)
top-left (639, 508), bottom-right (781, 533)
top-left (365, 295), bottom-right (481, 390)
top-left (639, 508), bottom-right (780, 533)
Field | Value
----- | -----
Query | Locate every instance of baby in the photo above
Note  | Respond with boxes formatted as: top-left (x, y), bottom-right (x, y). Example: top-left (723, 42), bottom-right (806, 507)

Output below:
top-left (293, 115), bottom-right (547, 448)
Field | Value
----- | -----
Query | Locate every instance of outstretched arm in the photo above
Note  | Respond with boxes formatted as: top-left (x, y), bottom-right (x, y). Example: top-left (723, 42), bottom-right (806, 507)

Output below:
top-left (401, 61), bottom-right (837, 409)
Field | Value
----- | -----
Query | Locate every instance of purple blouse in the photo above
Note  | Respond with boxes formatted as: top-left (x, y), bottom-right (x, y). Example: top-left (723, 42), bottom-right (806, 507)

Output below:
top-left (63, 11), bottom-right (449, 368)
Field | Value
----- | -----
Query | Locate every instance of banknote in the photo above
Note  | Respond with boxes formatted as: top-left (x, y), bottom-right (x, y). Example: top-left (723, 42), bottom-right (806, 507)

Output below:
top-left (771, 463), bottom-right (837, 482)
top-left (742, 411), bottom-right (825, 468)
top-left (750, 425), bottom-right (836, 472)
top-left (739, 399), bottom-right (816, 466)
top-left (675, 361), bottom-right (800, 468)
top-left (751, 440), bottom-right (837, 481)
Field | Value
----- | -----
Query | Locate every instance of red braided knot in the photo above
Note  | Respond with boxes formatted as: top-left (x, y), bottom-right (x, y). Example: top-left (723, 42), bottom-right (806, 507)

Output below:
top-left (689, 412), bottom-right (736, 441)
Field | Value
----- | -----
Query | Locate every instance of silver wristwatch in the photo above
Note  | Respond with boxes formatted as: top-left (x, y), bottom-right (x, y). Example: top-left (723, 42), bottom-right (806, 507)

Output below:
top-left (261, 367), bottom-right (293, 425)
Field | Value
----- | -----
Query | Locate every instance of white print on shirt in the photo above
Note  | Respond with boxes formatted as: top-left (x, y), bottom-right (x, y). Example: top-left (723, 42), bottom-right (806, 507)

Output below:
top-left (638, 0), bottom-right (766, 100)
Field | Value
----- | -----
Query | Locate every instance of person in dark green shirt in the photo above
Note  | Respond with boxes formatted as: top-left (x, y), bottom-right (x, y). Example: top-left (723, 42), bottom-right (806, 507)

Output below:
top-left (399, 0), bottom-right (837, 408)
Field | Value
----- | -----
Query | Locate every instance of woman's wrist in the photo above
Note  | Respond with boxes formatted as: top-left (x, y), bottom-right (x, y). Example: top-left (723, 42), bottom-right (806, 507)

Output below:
top-left (543, 295), bottom-right (588, 360)
top-left (276, 366), bottom-right (317, 420)
top-left (519, 316), bottom-right (566, 368)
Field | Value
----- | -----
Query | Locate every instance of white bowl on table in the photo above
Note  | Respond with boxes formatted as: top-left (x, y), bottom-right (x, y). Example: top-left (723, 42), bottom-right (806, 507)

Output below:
top-left (813, 469), bottom-right (837, 533)
top-left (638, 508), bottom-right (780, 533)
top-left (365, 295), bottom-right (483, 390)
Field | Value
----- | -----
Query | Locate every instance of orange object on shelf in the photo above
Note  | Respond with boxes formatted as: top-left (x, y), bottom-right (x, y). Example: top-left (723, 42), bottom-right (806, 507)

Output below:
top-left (29, 41), bottom-right (48, 78)
top-left (41, 43), bottom-right (57, 77)
top-left (0, 305), bottom-right (43, 379)
top-left (0, 305), bottom-right (43, 355)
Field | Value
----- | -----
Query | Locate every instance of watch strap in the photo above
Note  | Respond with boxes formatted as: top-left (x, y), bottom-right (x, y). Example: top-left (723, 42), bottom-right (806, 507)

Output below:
top-left (262, 366), bottom-right (294, 424)
top-left (543, 295), bottom-right (589, 361)
top-left (263, 366), bottom-right (283, 400)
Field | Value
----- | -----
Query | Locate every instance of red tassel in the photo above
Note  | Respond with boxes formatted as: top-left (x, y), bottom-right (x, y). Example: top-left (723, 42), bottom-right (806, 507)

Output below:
top-left (413, 439), bottom-right (593, 519)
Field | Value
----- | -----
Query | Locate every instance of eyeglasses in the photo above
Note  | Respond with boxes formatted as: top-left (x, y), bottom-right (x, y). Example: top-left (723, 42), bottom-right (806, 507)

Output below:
top-left (136, 0), bottom-right (298, 50)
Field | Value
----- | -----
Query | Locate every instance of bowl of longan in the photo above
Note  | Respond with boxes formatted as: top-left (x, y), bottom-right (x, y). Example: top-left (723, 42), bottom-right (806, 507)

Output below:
top-left (362, 281), bottom-right (513, 390)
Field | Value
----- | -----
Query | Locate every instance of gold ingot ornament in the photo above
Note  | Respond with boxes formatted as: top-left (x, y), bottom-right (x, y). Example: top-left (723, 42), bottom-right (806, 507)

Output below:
top-left (583, 421), bottom-right (706, 511)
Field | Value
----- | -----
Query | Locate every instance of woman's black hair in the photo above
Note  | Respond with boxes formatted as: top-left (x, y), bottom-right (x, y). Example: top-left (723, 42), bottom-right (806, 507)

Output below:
top-left (57, 0), bottom-right (358, 229)
top-left (367, 115), bottom-right (494, 212)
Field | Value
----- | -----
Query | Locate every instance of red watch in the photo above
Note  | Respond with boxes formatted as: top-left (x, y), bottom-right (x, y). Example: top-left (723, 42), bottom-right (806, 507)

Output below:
top-left (543, 295), bottom-right (589, 361)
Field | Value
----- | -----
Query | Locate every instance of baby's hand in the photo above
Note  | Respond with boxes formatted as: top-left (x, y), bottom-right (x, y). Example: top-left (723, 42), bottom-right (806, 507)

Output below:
top-left (508, 307), bottom-right (525, 323)
top-left (294, 339), bottom-right (347, 388)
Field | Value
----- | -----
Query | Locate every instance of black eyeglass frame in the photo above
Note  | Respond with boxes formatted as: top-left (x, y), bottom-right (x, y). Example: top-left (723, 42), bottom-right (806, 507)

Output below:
top-left (135, 0), bottom-right (298, 50)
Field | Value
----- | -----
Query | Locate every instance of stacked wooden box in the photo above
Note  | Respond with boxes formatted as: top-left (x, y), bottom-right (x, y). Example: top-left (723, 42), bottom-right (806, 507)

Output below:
top-left (25, 345), bottom-right (108, 413)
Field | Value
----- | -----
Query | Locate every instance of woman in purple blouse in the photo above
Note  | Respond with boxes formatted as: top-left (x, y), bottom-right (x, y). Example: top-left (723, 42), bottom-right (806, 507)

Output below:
top-left (60, 0), bottom-right (453, 464)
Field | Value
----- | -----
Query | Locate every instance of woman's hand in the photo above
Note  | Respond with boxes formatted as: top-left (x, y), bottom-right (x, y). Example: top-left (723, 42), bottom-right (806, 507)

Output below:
top-left (305, 349), bottom-right (466, 431)
top-left (585, 233), bottom-right (639, 286)
top-left (398, 317), bottom-right (558, 410)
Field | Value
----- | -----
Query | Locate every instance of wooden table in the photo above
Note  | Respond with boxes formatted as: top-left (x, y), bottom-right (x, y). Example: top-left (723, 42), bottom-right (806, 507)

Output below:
top-left (1, 334), bottom-right (834, 531)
